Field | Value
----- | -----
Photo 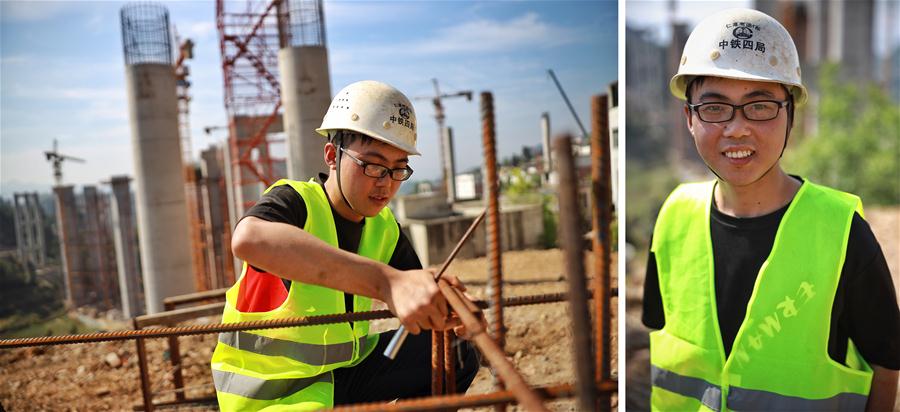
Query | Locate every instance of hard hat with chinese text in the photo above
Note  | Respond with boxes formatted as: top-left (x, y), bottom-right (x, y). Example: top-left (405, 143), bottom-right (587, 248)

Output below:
top-left (670, 8), bottom-right (808, 106)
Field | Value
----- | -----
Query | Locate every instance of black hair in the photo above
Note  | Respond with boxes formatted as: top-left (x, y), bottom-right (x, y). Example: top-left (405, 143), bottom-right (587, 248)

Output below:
top-left (330, 130), bottom-right (376, 148)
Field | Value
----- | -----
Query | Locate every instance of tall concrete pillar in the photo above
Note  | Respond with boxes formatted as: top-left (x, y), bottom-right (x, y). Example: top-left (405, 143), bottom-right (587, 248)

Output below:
top-left (201, 146), bottom-right (233, 288)
top-left (124, 63), bottom-right (196, 313)
top-left (121, 3), bottom-right (195, 313)
top-left (53, 185), bottom-right (80, 307)
top-left (108, 176), bottom-right (145, 318)
top-left (443, 127), bottom-right (457, 204)
top-left (540, 112), bottom-right (553, 184)
top-left (84, 185), bottom-right (120, 311)
top-left (28, 193), bottom-right (46, 267)
top-left (279, 46), bottom-right (331, 180)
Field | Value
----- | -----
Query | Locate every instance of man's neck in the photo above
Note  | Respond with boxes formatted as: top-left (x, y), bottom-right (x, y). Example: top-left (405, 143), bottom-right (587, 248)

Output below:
top-left (323, 176), bottom-right (365, 223)
top-left (714, 169), bottom-right (801, 218)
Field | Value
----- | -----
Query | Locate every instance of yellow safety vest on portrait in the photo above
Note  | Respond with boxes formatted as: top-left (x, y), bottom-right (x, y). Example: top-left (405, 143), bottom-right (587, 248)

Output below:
top-left (210, 179), bottom-right (399, 411)
top-left (650, 180), bottom-right (873, 411)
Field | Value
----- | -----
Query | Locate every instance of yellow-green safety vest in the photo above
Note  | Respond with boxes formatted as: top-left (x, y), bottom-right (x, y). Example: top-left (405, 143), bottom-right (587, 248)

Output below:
top-left (650, 179), bottom-right (872, 411)
top-left (211, 179), bottom-right (400, 411)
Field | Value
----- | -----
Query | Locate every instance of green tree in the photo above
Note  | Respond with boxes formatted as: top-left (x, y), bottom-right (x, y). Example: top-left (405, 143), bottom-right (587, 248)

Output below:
top-left (786, 64), bottom-right (900, 205)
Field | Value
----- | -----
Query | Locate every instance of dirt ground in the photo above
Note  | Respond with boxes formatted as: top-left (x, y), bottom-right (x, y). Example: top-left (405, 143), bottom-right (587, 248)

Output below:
top-left (624, 206), bottom-right (900, 411)
top-left (0, 248), bottom-right (618, 411)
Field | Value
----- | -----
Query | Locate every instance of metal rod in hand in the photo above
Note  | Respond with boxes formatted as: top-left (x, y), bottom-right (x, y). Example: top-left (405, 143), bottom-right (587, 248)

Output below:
top-left (384, 209), bottom-right (487, 359)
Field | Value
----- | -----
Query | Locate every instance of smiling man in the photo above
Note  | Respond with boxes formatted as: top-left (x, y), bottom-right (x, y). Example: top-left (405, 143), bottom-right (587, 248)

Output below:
top-left (642, 9), bottom-right (899, 411)
top-left (210, 80), bottom-right (480, 410)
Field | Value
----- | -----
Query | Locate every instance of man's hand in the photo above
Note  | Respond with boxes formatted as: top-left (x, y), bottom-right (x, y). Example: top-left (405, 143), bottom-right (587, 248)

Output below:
top-left (383, 269), bottom-right (467, 334)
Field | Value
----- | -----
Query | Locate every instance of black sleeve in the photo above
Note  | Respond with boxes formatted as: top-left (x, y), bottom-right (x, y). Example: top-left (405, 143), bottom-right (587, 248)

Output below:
top-left (842, 213), bottom-right (900, 370)
top-left (242, 185), bottom-right (308, 228)
top-left (387, 223), bottom-right (423, 271)
top-left (642, 247), bottom-right (666, 330)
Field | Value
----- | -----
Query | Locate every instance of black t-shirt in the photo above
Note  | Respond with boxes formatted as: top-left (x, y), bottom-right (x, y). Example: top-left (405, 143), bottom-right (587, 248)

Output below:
top-left (642, 190), bottom-right (900, 370)
top-left (242, 175), bottom-right (423, 311)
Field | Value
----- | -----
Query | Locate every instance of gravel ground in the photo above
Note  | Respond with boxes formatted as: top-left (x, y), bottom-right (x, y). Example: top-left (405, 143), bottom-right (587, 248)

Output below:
top-left (1, 248), bottom-right (618, 411)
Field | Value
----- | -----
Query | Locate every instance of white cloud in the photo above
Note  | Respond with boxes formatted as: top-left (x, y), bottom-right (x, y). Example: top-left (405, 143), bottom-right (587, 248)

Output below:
top-left (408, 12), bottom-right (579, 55)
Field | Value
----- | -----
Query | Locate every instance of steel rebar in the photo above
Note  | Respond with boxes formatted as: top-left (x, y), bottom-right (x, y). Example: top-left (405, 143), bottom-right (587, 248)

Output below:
top-left (554, 134), bottom-right (599, 410)
top-left (591, 94), bottom-right (613, 411)
top-left (0, 290), bottom-right (594, 350)
top-left (133, 318), bottom-right (154, 412)
top-left (443, 329), bottom-right (456, 395)
top-left (437, 279), bottom-right (547, 412)
top-left (384, 209), bottom-right (487, 359)
top-left (480, 91), bottom-right (505, 350)
top-left (432, 329), bottom-right (444, 395)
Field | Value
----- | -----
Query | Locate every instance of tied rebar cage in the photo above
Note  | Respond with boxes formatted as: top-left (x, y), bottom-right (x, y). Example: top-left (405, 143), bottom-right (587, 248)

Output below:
top-left (284, 0), bottom-right (326, 47)
top-left (120, 2), bottom-right (174, 66)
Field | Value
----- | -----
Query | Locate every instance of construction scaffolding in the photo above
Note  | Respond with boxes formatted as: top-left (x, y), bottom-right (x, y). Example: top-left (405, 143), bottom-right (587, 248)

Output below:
top-left (216, 0), bottom-right (286, 214)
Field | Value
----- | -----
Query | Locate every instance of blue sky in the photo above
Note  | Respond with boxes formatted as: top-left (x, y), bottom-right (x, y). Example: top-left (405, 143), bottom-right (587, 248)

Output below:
top-left (0, 0), bottom-right (618, 197)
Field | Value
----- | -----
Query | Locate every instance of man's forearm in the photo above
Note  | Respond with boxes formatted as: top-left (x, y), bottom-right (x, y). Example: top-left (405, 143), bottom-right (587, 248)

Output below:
top-left (232, 217), bottom-right (392, 301)
top-left (866, 365), bottom-right (898, 412)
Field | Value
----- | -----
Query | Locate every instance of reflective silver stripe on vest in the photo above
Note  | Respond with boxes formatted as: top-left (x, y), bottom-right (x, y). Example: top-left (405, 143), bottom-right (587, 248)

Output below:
top-left (651, 365), bottom-right (722, 411)
top-left (728, 386), bottom-right (868, 411)
top-left (212, 369), bottom-right (332, 400)
top-left (219, 331), bottom-right (367, 366)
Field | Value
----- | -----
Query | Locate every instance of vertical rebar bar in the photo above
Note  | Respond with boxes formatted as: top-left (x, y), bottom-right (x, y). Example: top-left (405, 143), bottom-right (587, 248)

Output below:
top-left (133, 318), bottom-right (154, 412)
top-left (481, 91), bottom-right (504, 349)
top-left (444, 330), bottom-right (457, 395)
top-left (591, 95), bottom-right (613, 411)
top-left (482, 91), bottom-right (506, 411)
top-left (554, 134), bottom-right (598, 411)
top-left (164, 302), bottom-right (186, 401)
top-left (432, 330), bottom-right (444, 395)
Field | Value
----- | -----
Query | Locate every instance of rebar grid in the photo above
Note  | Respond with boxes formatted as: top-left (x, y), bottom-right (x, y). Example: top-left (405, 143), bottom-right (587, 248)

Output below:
top-left (120, 2), bottom-right (173, 66)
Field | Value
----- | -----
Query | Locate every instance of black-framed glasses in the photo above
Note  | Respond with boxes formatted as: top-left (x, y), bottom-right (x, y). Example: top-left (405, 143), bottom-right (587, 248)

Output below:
top-left (688, 100), bottom-right (790, 123)
top-left (340, 147), bottom-right (414, 181)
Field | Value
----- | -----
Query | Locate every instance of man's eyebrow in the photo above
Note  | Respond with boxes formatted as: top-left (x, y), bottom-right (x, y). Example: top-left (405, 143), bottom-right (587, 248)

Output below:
top-left (743, 90), bottom-right (778, 100)
top-left (698, 92), bottom-right (729, 101)
top-left (360, 151), bottom-right (408, 165)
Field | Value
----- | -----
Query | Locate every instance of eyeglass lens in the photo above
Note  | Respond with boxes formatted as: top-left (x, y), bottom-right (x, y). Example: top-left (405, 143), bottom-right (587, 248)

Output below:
top-left (697, 101), bottom-right (781, 122)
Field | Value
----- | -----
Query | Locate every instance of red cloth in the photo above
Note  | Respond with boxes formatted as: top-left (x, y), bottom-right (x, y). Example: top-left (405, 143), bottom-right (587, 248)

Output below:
top-left (235, 265), bottom-right (289, 312)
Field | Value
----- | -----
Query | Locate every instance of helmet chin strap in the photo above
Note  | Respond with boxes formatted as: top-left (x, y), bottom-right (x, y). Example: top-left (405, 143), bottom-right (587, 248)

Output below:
top-left (333, 131), bottom-right (363, 218)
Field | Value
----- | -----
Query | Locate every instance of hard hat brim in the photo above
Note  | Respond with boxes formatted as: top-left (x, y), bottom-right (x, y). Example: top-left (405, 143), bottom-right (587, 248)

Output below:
top-left (671, 70), bottom-right (809, 107)
top-left (316, 127), bottom-right (421, 156)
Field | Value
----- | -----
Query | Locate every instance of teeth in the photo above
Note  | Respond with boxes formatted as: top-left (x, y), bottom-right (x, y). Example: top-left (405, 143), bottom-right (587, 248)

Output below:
top-left (725, 150), bottom-right (753, 159)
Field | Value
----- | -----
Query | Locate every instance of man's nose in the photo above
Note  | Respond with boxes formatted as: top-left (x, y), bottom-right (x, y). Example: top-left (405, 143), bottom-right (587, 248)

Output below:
top-left (723, 109), bottom-right (752, 139)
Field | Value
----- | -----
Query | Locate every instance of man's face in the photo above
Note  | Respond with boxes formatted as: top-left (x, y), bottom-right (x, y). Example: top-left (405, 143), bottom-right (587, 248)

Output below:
top-left (684, 77), bottom-right (790, 187)
top-left (333, 137), bottom-right (409, 217)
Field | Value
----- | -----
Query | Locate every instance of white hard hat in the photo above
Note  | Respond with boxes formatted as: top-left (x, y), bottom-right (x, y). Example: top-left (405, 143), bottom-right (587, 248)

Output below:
top-left (316, 80), bottom-right (419, 155)
top-left (670, 8), bottom-right (808, 106)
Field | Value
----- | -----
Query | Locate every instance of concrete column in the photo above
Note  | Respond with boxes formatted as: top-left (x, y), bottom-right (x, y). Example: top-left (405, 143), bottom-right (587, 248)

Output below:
top-left (443, 127), bottom-right (457, 204)
top-left (28, 193), bottom-right (46, 267)
top-left (109, 176), bottom-right (144, 318)
top-left (201, 146), bottom-right (226, 288)
top-left (278, 46), bottom-right (331, 180)
top-left (12, 194), bottom-right (26, 267)
top-left (125, 63), bottom-right (196, 314)
top-left (221, 139), bottom-right (243, 277)
top-left (53, 185), bottom-right (80, 307)
top-left (83, 186), bottom-right (114, 309)
top-left (540, 112), bottom-right (552, 183)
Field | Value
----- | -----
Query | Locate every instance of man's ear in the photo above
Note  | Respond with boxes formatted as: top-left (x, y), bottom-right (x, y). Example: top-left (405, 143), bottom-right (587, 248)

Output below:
top-left (324, 142), bottom-right (338, 170)
top-left (683, 104), bottom-right (694, 130)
